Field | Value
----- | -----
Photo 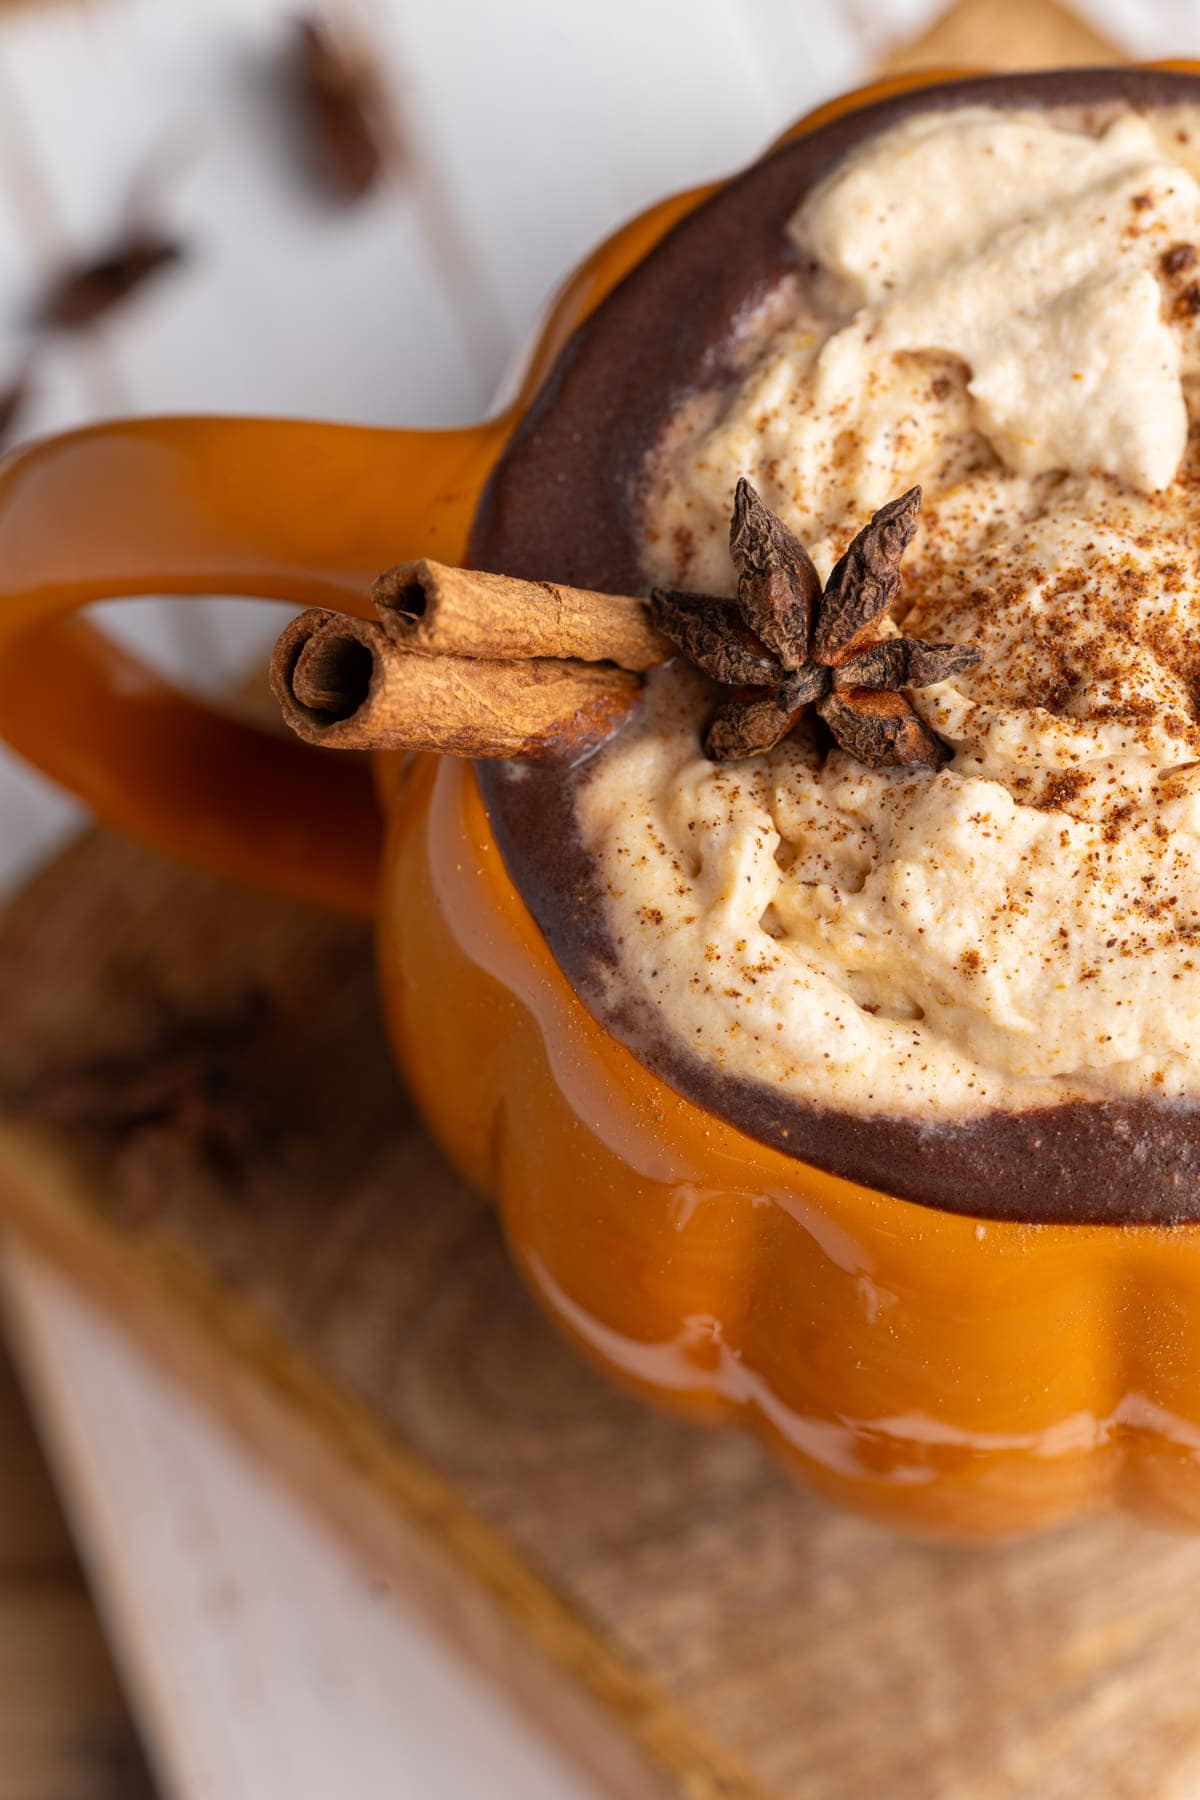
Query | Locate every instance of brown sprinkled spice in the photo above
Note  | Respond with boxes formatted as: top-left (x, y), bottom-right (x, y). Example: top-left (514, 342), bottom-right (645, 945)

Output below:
top-left (1031, 768), bottom-right (1091, 813)
top-left (292, 17), bottom-right (392, 203)
top-left (650, 482), bottom-right (979, 768)
top-left (1102, 798), bottom-right (1139, 845)
top-left (1162, 241), bottom-right (1197, 278)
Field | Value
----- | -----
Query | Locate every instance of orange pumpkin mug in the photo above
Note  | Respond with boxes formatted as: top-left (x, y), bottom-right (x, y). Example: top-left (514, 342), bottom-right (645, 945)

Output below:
top-left (5, 65), bottom-right (1200, 1539)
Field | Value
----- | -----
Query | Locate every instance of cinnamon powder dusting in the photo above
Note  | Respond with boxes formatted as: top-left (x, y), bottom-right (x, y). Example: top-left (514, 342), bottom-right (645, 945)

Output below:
top-left (579, 102), bottom-right (1200, 1121)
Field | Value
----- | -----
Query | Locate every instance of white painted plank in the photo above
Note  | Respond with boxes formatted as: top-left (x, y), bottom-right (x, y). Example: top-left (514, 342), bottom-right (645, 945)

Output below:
top-left (0, 0), bottom-right (494, 426)
top-left (0, 0), bottom-right (505, 880)
top-left (0, 1244), bottom-right (602, 1800)
top-left (0, 27), bottom-right (118, 886)
top-left (737, 0), bottom-right (898, 122)
top-left (1083, 0), bottom-right (1194, 56)
top-left (0, 764), bottom-right (82, 897)
top-left (100, 1), bottom-right (492, 426)
top-left (381, 0), bottom-right (785, 364)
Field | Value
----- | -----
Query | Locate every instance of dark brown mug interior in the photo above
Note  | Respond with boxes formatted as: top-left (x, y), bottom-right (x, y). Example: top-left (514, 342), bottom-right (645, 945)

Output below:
top-left (467, 68), bottom-right (1200, 1225)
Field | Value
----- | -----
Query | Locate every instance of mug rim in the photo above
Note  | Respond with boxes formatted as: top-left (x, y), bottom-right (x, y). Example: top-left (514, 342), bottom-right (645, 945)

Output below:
top-left (467, 64), bottom-right (1200, 1227)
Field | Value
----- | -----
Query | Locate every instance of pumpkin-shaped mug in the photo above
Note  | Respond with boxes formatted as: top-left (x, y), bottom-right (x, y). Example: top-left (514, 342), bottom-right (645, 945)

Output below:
top-left (5, 64), bottom-right (1200, 1539)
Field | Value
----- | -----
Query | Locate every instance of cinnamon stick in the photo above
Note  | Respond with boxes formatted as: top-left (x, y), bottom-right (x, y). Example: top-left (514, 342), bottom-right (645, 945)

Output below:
top-left (271, 608), bottom-right (642, 759)
top-left (370, 559), bottom-right (664, 671)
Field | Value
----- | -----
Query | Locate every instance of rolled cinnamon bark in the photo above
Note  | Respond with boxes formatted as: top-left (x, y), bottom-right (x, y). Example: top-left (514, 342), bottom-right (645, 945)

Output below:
top-left (270, 608), bottom-right (641, 758)
top-left (371, 559), bottom-right (665, 671)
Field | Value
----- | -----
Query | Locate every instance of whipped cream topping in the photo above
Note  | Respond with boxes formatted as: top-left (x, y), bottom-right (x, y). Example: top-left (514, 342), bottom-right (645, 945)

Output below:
top-left (577, 104), bottom-right (1200, 1121)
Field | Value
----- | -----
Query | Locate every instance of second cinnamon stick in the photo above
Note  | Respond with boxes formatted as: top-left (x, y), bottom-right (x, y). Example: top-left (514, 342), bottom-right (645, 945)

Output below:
top-left (371, 559), bottom-right (665, 671)
top-left (271, 610), bottom-right (641, 758)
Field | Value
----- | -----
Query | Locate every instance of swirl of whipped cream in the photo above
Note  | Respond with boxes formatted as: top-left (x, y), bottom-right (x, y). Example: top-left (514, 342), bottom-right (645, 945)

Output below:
top-left (581, 105), bottom-right (1200, 1119)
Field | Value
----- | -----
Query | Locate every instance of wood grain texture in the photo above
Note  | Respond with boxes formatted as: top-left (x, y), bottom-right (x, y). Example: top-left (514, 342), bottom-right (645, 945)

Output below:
top-left (0, 832), bottom-right (754, 1800)
top-left (4, 829), bottom-right (1200, 1800)
top-left (0, 1342), bottom-right (73, 1575)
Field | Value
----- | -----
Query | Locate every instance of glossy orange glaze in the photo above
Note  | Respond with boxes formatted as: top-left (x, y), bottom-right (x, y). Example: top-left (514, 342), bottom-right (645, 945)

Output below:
top-left (382, 754), bottom-right (1200, 1538)
top-left (4, 66), bottom-right (1200, 1535)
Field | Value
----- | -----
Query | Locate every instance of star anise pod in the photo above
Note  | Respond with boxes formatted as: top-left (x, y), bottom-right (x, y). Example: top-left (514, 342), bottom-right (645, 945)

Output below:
top-left (649, 481), bottom-right (979, 769)
top-left (35, 231), bottom-right (184, 333)
top-left (291, 17), bottom-right (393, 203)
top-left (14, 988), bottom-right (271, 1224)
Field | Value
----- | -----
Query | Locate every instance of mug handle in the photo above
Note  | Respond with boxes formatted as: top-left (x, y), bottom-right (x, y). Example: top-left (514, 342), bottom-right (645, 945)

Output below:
top-left (0, 413), bottom-right (506, 916)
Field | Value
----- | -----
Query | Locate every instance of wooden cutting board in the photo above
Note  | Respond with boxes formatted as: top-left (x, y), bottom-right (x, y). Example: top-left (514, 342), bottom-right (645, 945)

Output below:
top-left (5, 7), bottom-right (1198, 1799)
top-left (15, 825), bottom-right (1200, 1800)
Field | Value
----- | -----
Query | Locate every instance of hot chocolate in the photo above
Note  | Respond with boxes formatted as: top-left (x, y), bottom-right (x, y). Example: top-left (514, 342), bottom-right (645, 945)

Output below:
top-left (470, 69), bottom-right (1200, 1225)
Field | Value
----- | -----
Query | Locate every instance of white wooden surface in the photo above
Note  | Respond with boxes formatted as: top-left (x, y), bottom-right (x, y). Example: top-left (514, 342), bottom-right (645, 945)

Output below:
top-left (0, 1245), bottom-right (600, 1800)
top-left (0, 2), bottom-right (1185, 1795)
